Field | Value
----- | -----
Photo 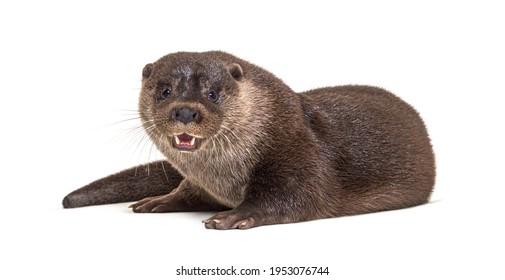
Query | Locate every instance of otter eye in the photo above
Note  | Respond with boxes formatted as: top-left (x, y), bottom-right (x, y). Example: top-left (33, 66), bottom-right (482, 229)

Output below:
top-left (208, 90), bottom-right (219, 102)
top-left (160, 87), bottom-right (171, 99)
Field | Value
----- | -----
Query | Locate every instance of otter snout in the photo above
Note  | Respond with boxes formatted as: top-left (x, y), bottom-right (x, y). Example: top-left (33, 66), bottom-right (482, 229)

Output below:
top-left (172, 107), bottom-right (202, 124)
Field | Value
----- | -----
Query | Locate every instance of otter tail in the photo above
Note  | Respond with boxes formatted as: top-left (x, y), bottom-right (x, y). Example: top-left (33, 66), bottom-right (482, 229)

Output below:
top-left (62, 161), bottom-right (183, 208)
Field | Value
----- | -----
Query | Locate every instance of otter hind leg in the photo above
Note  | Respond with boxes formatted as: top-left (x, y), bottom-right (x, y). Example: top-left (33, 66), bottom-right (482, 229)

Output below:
top-left (337, 183), bottom-right (433, 216)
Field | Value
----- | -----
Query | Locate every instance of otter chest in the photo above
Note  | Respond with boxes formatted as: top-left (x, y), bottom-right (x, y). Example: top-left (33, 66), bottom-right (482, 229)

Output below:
top-left (170, 155), bottom-right (250, 208)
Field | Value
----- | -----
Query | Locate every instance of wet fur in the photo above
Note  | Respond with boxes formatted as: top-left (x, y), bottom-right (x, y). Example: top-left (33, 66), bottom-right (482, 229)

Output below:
top-left (63, 51), bottom-right (435, 229)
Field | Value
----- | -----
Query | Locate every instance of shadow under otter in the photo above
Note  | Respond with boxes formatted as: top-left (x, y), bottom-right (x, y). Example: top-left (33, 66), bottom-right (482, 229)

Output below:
top-left (63, 51), bottom-right (435, 230)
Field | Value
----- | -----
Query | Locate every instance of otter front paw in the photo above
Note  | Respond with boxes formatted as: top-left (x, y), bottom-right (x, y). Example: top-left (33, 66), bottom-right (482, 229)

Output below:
top-left (203, 209), bottom-right (259, 230)
top-left (129, 195), bottom-right (171, 213)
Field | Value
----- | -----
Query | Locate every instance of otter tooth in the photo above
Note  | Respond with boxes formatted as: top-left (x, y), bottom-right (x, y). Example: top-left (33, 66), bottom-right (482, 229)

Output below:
top-left (190, 137), bottom-right (196, 146)
top-left (174, 136), bottom-right (181, 145)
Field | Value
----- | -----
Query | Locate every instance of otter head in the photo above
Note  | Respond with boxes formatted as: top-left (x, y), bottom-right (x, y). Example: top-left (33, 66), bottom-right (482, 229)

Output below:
top-left (138, 52), bottom-right (244, 153)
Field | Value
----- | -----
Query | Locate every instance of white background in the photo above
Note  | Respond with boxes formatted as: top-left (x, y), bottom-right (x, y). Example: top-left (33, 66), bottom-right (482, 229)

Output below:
top-left (1, 0), bottom-right (504, 279)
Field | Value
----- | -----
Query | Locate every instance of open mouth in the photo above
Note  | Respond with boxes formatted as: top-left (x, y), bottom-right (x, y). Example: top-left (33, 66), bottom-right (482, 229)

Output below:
top-left (172, 133), bottom-right (201, 151)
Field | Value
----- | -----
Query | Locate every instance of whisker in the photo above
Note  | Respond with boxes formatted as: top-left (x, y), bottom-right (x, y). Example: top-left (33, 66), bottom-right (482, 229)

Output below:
top-left (161, 161), bottom-right (170, 183)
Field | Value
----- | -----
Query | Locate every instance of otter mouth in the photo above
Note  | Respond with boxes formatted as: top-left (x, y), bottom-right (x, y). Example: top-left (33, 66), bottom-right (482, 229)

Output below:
top-left (172, 133), bottom-right (201, 151)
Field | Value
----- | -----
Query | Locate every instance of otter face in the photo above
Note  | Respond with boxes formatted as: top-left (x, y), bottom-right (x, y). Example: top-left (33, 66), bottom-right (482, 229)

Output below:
top-left (139, 53), bottom-right (243, 153)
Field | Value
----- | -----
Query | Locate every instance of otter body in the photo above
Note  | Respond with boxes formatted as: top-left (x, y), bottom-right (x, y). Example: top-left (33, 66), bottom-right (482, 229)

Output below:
top-left (63, 51), bottom-right (435, 229)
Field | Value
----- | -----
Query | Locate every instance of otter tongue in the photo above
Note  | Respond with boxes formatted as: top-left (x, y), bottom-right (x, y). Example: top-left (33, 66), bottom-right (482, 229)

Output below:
top-left (174, 133), bottom-right (196, 149)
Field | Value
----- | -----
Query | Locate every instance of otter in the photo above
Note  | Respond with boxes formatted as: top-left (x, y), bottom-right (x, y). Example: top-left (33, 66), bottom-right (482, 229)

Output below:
top-left (62, 51), bottom-right (435, 229)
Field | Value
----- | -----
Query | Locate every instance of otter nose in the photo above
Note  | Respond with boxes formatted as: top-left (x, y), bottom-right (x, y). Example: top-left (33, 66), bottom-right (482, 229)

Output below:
top-left (172, 107), bottom-right (201, 124)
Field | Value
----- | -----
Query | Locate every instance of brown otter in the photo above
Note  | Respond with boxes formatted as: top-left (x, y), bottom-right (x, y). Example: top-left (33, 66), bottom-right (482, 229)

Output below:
top-left (62, 51), bottom-right (435, 229)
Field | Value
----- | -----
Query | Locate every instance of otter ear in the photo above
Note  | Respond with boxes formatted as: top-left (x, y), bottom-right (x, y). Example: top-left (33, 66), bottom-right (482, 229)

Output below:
top-left (228, 63), bottom-right (243, 81)
top-left (142, 63), bottom-right (154, 79)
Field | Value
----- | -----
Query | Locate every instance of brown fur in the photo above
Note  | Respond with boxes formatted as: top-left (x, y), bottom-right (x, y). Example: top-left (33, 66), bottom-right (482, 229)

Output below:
top-left (63, 51), bottom-right (435, 229)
